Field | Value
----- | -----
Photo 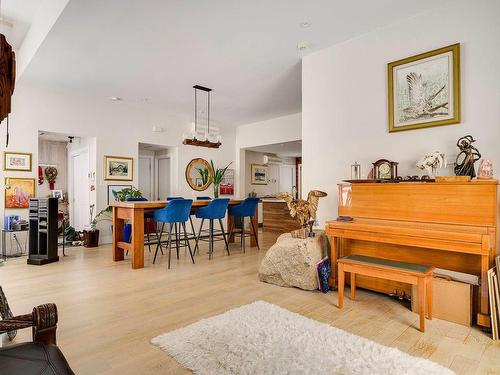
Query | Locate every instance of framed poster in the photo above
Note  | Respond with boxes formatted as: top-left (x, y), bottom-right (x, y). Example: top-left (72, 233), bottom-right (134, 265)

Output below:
top-left (3, 151), bottom-right (32, 171)
top-left (5, 178), bottom-right (35, 209)
top-left (251, 164), bottom-right (268, 185)
top-left (388, 43), bottom-right (460, 132)
top-left (51, 190), bottom-right (63, 200)
top-left (219, 168), bottom-right (234, 195)
top-left (107, 184), bottom-right (132, 205)
top-left (104, 155), bottom-right (133, 181)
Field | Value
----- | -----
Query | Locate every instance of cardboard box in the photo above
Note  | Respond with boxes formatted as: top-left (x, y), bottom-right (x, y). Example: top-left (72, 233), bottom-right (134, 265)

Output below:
top-left (412, 276), bottom-right (472, 326)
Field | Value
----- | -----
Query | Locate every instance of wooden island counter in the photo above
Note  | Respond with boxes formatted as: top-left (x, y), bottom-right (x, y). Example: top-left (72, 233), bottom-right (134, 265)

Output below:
top-left (262, 198), bottom-right (300, 233)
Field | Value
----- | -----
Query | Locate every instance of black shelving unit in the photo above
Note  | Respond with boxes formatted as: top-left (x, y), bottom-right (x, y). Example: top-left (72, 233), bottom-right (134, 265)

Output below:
top-left (28, 198), bottom-right (59, 265)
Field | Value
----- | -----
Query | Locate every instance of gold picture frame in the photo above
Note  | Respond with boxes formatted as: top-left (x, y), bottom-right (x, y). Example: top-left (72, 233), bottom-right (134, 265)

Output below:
top-left (3, 151), bottom-right (32, 171)
top-left (388, 43), bottom-right (460, 133)
top-left (251, 164), bottom-right (268, 185)
top-left (104, 155), bottom-right (134, 181)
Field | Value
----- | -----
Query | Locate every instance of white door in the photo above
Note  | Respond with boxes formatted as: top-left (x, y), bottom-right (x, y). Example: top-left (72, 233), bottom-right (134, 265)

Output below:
top-left (157, 157), bottom-right (170, 200)
top-left (139, 157), bottom-right (152, 200)
top-left (71, 151), bottom-right (89, 230)
top-left (279, 165), bottom-right (295, 195)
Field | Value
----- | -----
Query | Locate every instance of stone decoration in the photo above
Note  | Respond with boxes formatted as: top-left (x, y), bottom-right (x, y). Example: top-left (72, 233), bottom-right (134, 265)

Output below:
top-left (259, 231), bottom-right (328, 290)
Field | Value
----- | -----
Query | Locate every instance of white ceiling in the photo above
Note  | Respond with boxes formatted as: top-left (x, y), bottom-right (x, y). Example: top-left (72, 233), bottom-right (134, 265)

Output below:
top-left (1, 0), bottom-right (40, 49)
top-left (20, 0), bottom-right (446, 127)
top-left (247, 140), bottom-right (301, 158)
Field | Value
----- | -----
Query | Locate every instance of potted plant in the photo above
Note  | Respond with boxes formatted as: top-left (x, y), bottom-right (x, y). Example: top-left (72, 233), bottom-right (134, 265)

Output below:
top-left (210, 160), bottom-right (231, 198)
top-left (87, 187), bottom-right (143, 247)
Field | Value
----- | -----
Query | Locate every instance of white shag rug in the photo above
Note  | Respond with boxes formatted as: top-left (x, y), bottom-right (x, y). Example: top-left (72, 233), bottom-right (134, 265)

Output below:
top-left (151, 301), bottom-right (454, 375)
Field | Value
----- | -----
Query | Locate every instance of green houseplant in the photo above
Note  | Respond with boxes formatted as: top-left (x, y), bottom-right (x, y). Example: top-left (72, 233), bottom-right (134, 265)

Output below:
top-left (86, 187), bottom-right (143, 247)
top-left (210, 160), bottom-right (231, 198)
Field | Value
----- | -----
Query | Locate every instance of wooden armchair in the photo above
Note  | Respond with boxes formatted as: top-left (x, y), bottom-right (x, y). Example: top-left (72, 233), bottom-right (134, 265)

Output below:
top-left (0, 287), bottom-right (73, 375)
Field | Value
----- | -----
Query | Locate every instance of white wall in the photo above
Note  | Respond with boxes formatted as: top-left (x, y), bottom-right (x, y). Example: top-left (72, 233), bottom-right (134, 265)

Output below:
top-left (1, 83), bottom-right (235, 243)
top-left (302, 0), bottom-right (500, 225)
top-left (235, 112), bottom-right (301, 197)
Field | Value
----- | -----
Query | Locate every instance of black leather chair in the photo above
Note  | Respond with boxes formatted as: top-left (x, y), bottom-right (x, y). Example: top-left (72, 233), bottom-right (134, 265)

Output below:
top-left (0, 286), bottom-right (74, 375)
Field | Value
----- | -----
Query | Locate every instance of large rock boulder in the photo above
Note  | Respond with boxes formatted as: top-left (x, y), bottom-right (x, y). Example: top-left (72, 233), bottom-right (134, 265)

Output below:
top-left (259, 231), bottom-right (328, 290)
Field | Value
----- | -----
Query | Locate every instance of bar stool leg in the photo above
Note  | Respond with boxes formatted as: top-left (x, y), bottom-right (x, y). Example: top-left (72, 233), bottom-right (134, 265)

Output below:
top-left (182, 222), bottom-right (195, 264)
top-left (218, 219), bottom-right (230, 255)
top-left (208, 219), bottom-right (214, 260)
top-left (250, 216), bottom-right (260, 250)
top-left (167, 223), bottom-right (173, 269)
top-left (174, 223), bottom-right (180, 260)
top-left (194, 218), bottom-right (205, 256)
top-left (153, 223), bottom-right (165, 264)
top-left (241, 217), bottom-right (246, 254)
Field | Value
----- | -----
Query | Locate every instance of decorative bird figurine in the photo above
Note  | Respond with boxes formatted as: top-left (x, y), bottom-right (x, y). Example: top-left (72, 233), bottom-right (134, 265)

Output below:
top-left (403, 72), bottom-right (448, 120)
top-left (275, 190), bottom-right (327, 235)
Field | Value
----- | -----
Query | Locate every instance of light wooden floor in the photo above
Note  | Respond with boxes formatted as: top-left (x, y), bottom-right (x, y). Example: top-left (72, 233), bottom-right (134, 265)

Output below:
top-left (1, 231), bottom-right (499, 375)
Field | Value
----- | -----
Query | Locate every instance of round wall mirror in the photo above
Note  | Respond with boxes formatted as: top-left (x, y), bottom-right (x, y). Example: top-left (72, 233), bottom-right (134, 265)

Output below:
top-left (185, 158), bottom-right (213, 191)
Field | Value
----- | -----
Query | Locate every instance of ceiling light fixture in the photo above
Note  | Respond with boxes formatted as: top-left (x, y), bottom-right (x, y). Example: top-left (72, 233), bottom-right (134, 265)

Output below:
top-left (182, 85), bottom-right (222, 149)
top-left (299, 21), bottom-right (312, 28)
top-left (296, 41), bottom-right (310, 50)
top-left (110, 96), bottom-right (123, 101)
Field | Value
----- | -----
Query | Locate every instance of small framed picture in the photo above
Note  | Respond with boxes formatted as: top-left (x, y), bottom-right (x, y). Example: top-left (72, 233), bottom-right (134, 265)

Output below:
top-left (251, 164), bottom-right (268, 185)
top-left (3, 152), bottom-right (32, 171)
top-left (104, 155), bottom-right (133, 181)
top-left (5, 178), bottom-right (36, 209)
top-left (107, 184), bottom-right (132, 205)
top-left (51, 190), bottom-right (63, 200)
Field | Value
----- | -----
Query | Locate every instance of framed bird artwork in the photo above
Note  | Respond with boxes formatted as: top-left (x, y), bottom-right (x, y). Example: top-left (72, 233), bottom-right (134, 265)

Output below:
top-left (387, 43), bottom-right (460, 132)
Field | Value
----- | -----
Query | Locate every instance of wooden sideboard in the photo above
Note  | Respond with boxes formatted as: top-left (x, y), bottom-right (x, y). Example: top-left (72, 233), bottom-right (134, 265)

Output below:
top-left (325, 180), bottom-right (498, 327)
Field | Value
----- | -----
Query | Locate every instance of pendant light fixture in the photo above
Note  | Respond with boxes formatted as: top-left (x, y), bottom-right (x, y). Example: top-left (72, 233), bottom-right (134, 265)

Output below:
top-left (183, 85), bottom-right (222, 148)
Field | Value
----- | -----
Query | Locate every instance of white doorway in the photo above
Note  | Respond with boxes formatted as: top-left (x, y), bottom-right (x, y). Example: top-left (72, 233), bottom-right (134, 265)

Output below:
top-left (279, 164), bottom-right (296, 195)
top-left (157, 157), bottom-right (170, 200)
top-left (71, 150), bottom-right (90, 230)
top-left (139, 157), bottom-right (153, 200)
top-left (138, 143), bottom-right (172, 201)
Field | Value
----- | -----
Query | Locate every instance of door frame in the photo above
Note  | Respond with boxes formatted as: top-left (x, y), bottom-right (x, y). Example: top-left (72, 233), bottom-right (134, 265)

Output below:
top-left (69, 147), bottom-right (90, 230)
top-left (138, 156), bottom-right (154, 200)
top-left (155, 156), bottom-right (171, 200)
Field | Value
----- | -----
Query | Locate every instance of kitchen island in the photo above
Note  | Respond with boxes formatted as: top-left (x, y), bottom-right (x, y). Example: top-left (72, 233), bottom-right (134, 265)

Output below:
top-left (262, 198), bottom-right (301, 234)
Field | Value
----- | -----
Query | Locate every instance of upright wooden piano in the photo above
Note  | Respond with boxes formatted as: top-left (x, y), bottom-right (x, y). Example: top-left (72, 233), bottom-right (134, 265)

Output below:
top-left (325, 180), bottom-right (498, 327)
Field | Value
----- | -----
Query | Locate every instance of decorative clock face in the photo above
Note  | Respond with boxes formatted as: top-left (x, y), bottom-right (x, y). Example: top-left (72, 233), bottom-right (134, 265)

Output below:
top-left (379, 163), bottom-right (392, 179)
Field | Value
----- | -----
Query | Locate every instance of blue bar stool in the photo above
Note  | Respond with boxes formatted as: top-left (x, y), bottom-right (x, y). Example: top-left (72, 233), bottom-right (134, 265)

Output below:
top-left (194, 198), bottom-right (230, 259)
top-left (228, 197), bottom-right (260, 252)
top-left (153, 199), bottom-right (195, 269)
top-left (126, 197), bottom-right (155, 253)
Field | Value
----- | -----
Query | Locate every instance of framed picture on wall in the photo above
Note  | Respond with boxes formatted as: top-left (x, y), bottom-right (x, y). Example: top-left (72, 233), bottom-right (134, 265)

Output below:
top-left (3, 151), bottom-right (32, 171)
top-left (104, 155), bottom-right (133, 181)
top-left (388, 43), bottom-right (460, 132)
top-left (251, 164), bottom-right (268, 185)
top-left (107, 184), bottom-right (132, 205)
top-left (220, 168), bottom-right (234, 195)
top-left (4, 178), bottom-right (35, 209)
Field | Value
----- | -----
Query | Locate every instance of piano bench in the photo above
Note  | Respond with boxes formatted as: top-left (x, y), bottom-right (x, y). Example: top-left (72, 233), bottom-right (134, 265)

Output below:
top-left (337, 255), bottom-right (435, 332)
